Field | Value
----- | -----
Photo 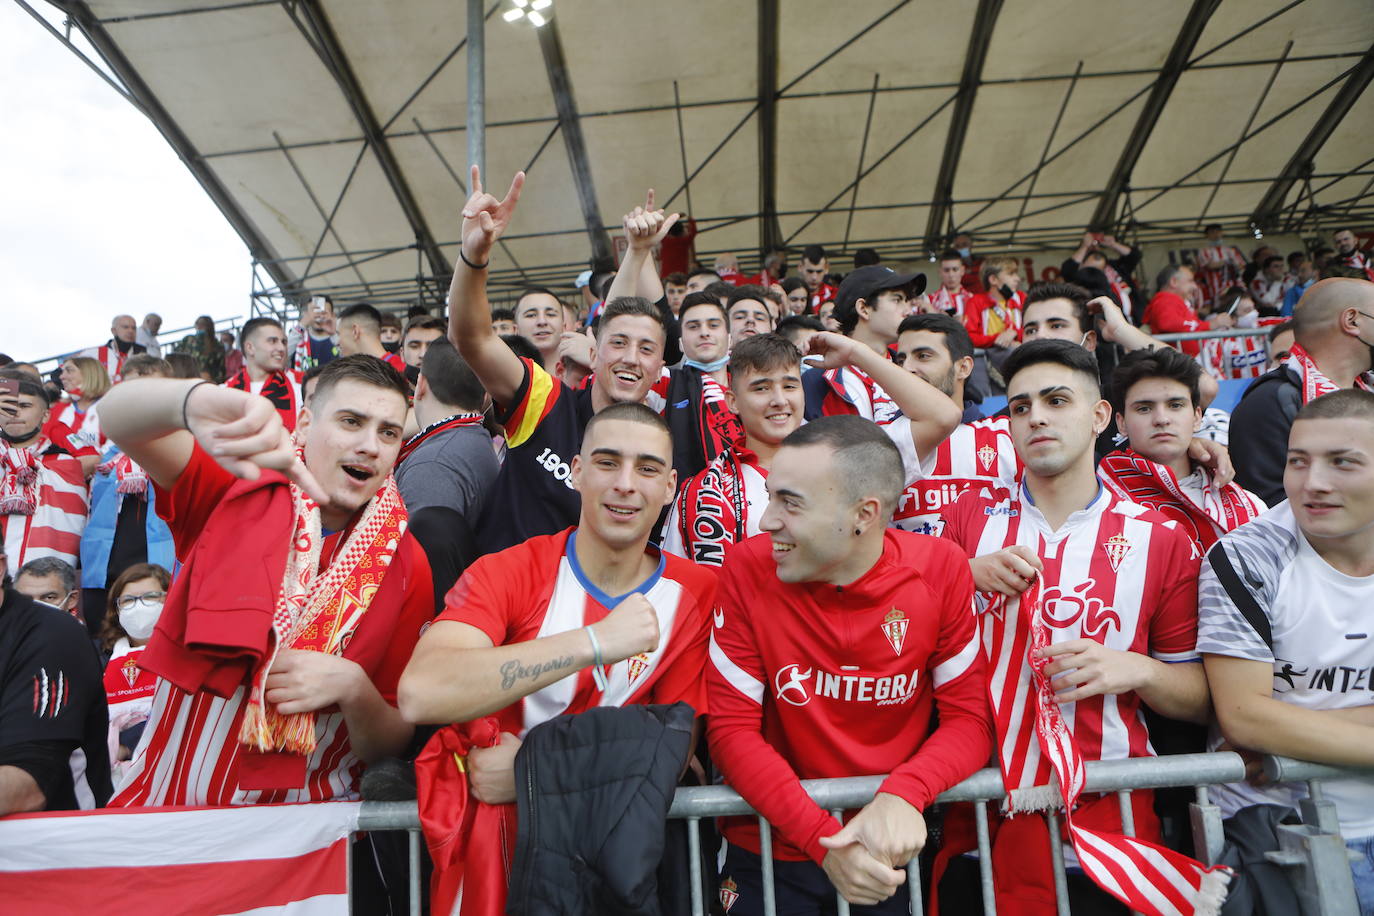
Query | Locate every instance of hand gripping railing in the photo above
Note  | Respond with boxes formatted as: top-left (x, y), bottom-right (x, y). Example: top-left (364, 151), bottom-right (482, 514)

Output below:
top-left (352, 751), bottom-right (1370, 916)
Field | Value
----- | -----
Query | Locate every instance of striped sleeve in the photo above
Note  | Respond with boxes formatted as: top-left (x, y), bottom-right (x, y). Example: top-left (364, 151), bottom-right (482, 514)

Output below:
top-left (1196, 508), bottom-right (1296, 663)
top-left (496, 358), bottom-right (561, 448)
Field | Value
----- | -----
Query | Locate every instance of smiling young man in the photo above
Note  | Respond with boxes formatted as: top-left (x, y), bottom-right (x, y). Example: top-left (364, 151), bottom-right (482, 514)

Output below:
top-left (447, 168), bottom-right (675, 556)
top-left (727, 285), bottom-right (776, 349)
top-left (1198, 390), bottom-right (1374, 911)
top-left (513, 288), bottom-right (568, 376)
top-left (399, 402), bottom-right (716, 915)
top-left (707, 416), bottom-right (991, 914)
top-left (98, 356), bottom-right (434, 806)
top-left (933, 339), bottom-right (1227, 915)
top-left (224, 317), bottom-right (302, 431)
top-left (1100, 348), bottom-right (1265, 552)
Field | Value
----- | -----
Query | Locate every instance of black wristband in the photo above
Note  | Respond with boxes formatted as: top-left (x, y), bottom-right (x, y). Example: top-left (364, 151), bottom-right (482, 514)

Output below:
top-left (181, 380), bottom-right (210, 431)
top-left (459, 248), bottom-right (489, 270)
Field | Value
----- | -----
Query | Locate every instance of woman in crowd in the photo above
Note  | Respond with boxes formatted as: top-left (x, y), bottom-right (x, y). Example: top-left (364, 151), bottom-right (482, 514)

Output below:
top-left (100, 562), bottom-right (171, 767)
top-left (54, 355), bottom-right (111, 452)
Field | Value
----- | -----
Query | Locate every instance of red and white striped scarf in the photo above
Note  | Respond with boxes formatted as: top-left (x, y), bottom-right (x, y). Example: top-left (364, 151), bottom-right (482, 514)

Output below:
top-left (1285, 342), bottom-right (1374, 404)
top-left (96, 451), bottom-right (148, 496)
top-left (1098, 451), bottom-right (1262, 550)
top-left (987, 582), bottom-right (1231, 915)
top-left (0, 443), bottom-right (42, 514)
top-left (238, 470), bottom-right (407, 755)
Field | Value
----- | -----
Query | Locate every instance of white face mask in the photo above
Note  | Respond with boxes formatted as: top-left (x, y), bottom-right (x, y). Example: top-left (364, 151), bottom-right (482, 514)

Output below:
top-left (120, 602), bottom-right (163, 641)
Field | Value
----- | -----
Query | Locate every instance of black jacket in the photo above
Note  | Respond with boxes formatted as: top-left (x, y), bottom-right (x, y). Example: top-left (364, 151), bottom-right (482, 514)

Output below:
top-left (507, 703), bottom-right (697, 916)
top-left (1217, 805), bottom-right (1302, 916)
top-left (1229, 367), bottom-right (1303, 506)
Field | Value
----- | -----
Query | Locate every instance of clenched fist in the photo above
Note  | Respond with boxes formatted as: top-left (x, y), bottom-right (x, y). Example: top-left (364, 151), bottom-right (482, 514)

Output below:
top-left (592, 593), bottom-right (660, 663)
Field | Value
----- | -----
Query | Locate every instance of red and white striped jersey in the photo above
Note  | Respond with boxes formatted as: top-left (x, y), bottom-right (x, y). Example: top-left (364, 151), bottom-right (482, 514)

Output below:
top-left (81, 344), bottom-right (135, 383)
top-left (892, 415), bottom-right (1022, 537)
top-left (55, 402), bottom-right (103, 452)
top-left (940, 484), bottom-right (1201, 770)
top-left (811, 364), bottom-right (902, 425)
top-left (928, 285), bottom-right (973, 318)
top-left (1, 450), bottom-right (88, 569)
top-left (707, 530), bottom-right (992, 863)
top-left (437, 528), bottom-right (717, 734)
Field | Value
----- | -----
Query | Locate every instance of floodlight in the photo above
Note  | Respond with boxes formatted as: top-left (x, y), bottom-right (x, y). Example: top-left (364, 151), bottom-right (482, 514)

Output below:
top-left (503, 7), bottom-right (525, 21)
top-left (531, 0), bottom-right (552, 9)
top-left (528, 10), bottom-right (547, 25)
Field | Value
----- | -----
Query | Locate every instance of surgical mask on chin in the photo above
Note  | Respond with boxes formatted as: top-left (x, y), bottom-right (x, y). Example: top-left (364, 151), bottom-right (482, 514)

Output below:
top-left (0, 426), bottom-right (39, 445)
top-left (1236, 311), bottom-right (1259, 329)
top-left (956, 248), bottom-right (971, 259)
top-left (382, 340), bottom-right (400, 354)
top-left (120, 602), bottom-right (163, 641)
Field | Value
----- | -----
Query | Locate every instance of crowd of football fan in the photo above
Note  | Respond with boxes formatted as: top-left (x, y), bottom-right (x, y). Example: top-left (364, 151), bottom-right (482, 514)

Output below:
top-left (3, 169), bottom-right (1374, 915)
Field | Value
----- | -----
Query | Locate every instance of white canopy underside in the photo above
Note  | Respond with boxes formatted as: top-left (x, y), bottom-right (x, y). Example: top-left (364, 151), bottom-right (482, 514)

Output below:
top-left (54, 0), bottom-right (1374, 306)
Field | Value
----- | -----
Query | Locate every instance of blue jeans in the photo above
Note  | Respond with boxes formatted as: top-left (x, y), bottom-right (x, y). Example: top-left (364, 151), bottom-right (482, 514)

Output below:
top-left (1349, 833), bottom-right (1374, 915)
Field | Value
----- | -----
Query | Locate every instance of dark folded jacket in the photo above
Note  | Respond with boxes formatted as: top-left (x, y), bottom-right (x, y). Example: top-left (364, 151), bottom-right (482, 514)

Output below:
top-left (507, 703), bottom-right (696, 916)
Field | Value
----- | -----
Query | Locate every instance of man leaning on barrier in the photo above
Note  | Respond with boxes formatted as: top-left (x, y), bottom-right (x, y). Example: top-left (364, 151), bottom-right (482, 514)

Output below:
top-left (1199, 388), bottom-right (1374, 914)
top-left (707, 415), bottom-right (993, 913)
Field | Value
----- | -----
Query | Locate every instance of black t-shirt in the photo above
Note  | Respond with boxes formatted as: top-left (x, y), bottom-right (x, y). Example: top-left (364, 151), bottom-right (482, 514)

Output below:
top-left (0, 589), bottom-right (112, 810)
top-left (476, 358), bottom-right (594, 556)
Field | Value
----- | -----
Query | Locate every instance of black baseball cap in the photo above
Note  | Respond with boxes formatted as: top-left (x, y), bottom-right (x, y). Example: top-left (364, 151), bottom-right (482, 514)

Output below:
top-left (833, 266), bottom-right (927, 326)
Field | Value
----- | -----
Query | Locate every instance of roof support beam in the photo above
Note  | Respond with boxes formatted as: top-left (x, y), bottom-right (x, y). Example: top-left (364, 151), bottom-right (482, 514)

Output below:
top-left (52, 0), bottom-right (300, 295)
top-left (292, 0), bottom-right (450, 281)
top-left (1089, 0), bottom-right (1222, 230)
top-left (923, 0), bottom-right (1004, 252)
top-left (536, 18), bottom-right (613, 266)
top-left (757, 0), bottom-right (782, 256)
top-left (1250, 42), bottom-right (1374, 231)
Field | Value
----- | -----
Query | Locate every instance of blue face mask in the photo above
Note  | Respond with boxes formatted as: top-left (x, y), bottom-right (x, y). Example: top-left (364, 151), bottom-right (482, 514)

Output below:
top-left (956, 247), bottom-right (972, 259)
top-left (684, 355), bottom-right (729, 373)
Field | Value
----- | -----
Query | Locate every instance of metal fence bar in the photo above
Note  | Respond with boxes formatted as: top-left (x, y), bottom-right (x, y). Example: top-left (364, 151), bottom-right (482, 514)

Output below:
top-left (832, 809), bottom-right (850, 916)
top-left (1117, 790), bottom-right (1136, 837)
top-left (407, 829), bottom-right (421, 916)
top-left (758, 815), bottom-right (777, 916)
top-left (1152, 327), bottom-right (1271, 342)
top-left (975, 799), bottom-right (997, 915)
top-left (687, 816), bottom-right (703, 916)
top-left (908, 858), bottom-right (924, 916)
top-left (1046, 813), bottom-right (1071, 916)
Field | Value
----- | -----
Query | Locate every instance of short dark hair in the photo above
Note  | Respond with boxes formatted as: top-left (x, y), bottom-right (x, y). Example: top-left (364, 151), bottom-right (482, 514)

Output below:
top-left (728, 334), bottom-right (801, 387)
top-left (516, 288), bottom-right (560, 310)
top-left (801, 244), bottom-right (828, 265)
top-left (596, 296), bottom-right (668, 344)
top-left (1110, 347), bottom-right (1201, 415)
top-left (679, 292), bottom-right (727, 323)
top-left (379, 312), bottom-right (402, 331)
top-left (780, 276), bottom-right (808, 296)
top-left (1024, 281), bottom-right (1093, 334)
top-left (687, 267), bottom-right (721, 285)
top-left (704, 281), bottom-right (736, 303)
top-left (239, 316), bottom-right (284, 349)
top-left (490, 307), bottom-right (515, 323)
top-left (780, 415), bottom-right (904, 517)
top-left (404, 316), bottom-right (446, 338)
top-left (501, 333), bottom-right (543, 363)
top-left (1262, 255), bottom-right (1285, 270)
top-left (664, 272), bottom-right (688, 287)
top-left (938, 248), bottom-right (963, 263)
top-left (775, 314), bottom-right (823, 345)
top-left (896, 313), bottom-right (974, 362)
top-left (853, 248), bottom-right (881, 268)
top-left (589, 270), bottom-right (616, 301)
top-left (300, 363), bottom-right (327, 400)
top-left (120, 354), bottom-right (173, 378)
top-left (727, 285), bottom-right (771, 311)
top-left (1268, 319), bottom-right (1295, 343)
top-left (15, 556), bottom-right (76, 594)
top-left (310, 353), bottom-right (409, 410)
top-left (583, 401), bottom-right (671, 449)
top-left (1205, 223), bottom-right (1223, 233)
top-left (337, 303), bottom-right (382, 334)
top-left (164, 353), bottom-right (201, 379)
top-left (1155, 263), bottom-right (1188, 293)
top-left (419, 339), bottom-right (485, 411)
top-left (1002, 338), bottom-right (1101, 397)
top-left (0, 368), bottom-right (50, 403)
top-left (407, 305), bottom-right (429, 319)
top-left (100, 562), bottom-right (172, 652)
top-left (1294, 388), bottom-right (1374, 424)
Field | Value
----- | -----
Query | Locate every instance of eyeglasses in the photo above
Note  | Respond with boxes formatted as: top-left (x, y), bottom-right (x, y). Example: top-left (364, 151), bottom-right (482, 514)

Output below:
top-left (116, 592), bottom-right (166, 610)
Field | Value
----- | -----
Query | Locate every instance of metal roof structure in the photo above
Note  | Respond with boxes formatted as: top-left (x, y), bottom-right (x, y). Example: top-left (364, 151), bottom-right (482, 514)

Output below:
top-left (21, 0), bottom-right (1374, 314)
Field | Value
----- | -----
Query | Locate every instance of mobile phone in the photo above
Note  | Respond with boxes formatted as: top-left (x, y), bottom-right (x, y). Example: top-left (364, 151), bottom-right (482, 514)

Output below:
top-left (0, 377), bottom-right (18, 416)
top-left (312, 296), bottom-right (327, 313)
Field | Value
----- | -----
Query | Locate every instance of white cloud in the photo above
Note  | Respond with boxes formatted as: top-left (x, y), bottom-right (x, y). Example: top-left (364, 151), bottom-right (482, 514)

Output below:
top-left (0, 2), bottom-right (253, 365)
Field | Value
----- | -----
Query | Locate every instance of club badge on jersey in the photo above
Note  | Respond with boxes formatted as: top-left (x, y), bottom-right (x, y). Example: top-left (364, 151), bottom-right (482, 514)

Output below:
top-left (881, 608), bottom-right (909, 655)
top-left (1103, 533), bottom-right (1132, 571)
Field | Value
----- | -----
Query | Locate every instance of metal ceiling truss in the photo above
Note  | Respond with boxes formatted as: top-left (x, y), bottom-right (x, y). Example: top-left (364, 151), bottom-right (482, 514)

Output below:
top-left (756, 0), bottom-right (783, 255)
top-left (923, 0), bottom-right (1004, 251)
top-left (1089, 0), bottom-right (1222, 231)
top-left (1250, 42), bottom-right (1374, 231)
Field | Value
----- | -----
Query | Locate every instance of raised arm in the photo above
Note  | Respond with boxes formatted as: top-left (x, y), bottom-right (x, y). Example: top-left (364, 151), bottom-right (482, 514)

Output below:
top-left (605, 190), bottom-right (679, 305)
top-left (806, 331), bottom-right (961, 458)
top-left (447, 166), bottom-right (527, 408)
top-left (98, 377), bottom-right (324, 500)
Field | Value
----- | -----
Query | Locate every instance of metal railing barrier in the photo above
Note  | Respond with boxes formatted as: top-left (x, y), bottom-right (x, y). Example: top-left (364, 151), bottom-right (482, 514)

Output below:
top-left (351, 751), bottom-right (1371, 916)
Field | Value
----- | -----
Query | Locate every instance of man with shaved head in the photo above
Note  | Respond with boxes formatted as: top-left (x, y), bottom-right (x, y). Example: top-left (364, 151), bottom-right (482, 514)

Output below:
top-left (82, 314), bottom-right (146, 382)
top-left (1231, 277), bottom-right (1374, 504)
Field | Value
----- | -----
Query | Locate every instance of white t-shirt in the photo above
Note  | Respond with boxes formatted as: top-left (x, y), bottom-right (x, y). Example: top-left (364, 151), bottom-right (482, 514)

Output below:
top-left (1197, 501), bottom-right (1374, 837)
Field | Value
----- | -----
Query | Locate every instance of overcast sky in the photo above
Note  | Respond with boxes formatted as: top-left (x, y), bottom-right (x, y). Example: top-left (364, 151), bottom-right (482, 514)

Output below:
top-left (2, 2), bottom-right (252, 364)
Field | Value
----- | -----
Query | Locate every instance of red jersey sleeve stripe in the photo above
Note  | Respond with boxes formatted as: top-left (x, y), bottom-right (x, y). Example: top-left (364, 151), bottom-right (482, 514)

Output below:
top-left (709, 633), bottom-right (765, 704)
